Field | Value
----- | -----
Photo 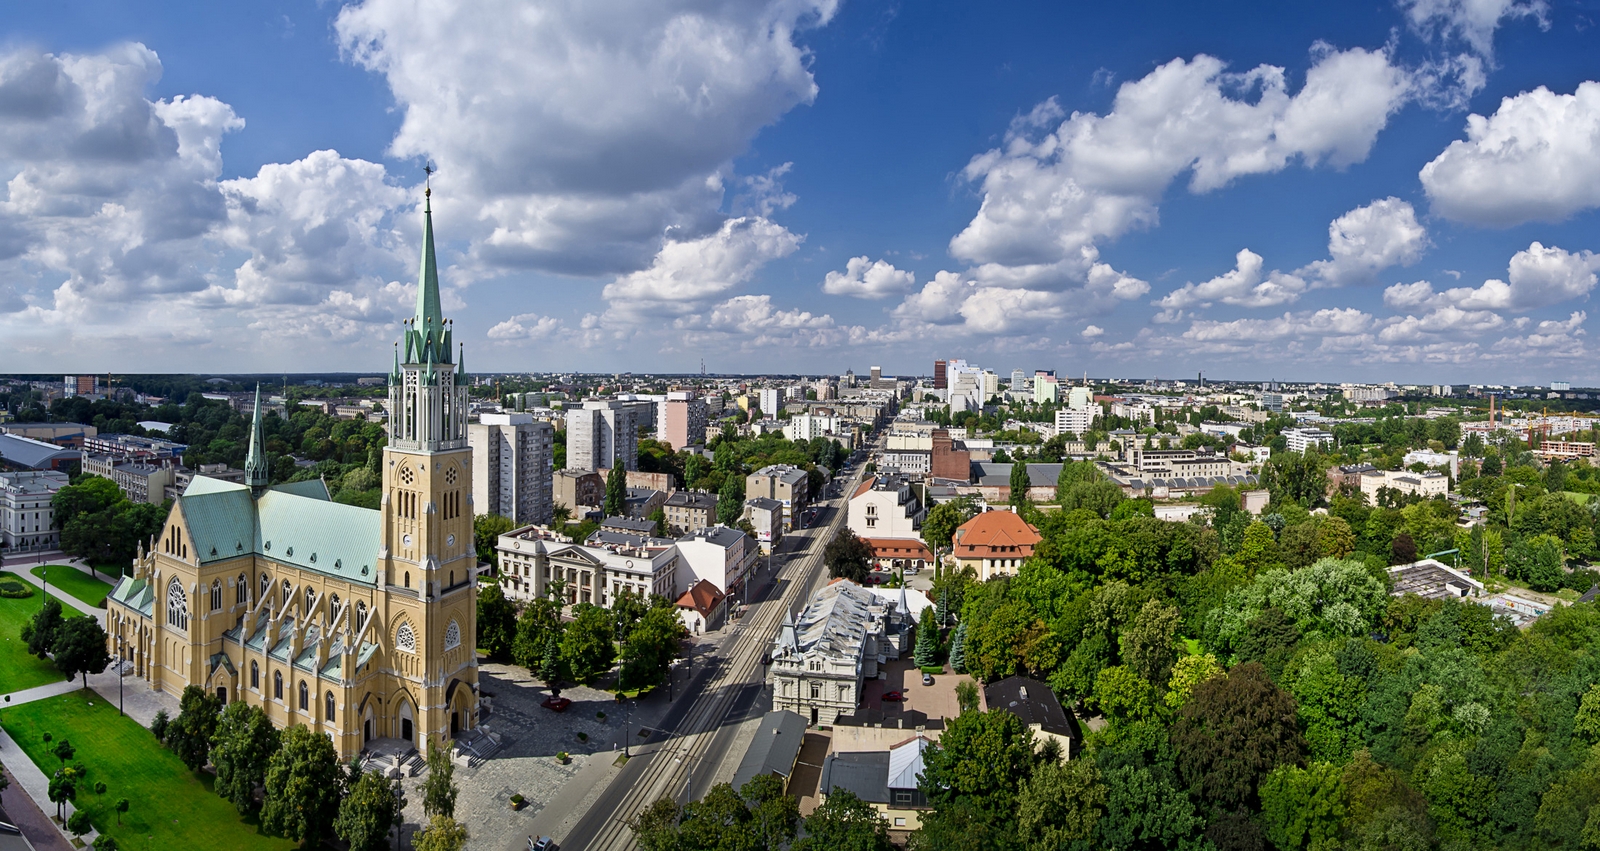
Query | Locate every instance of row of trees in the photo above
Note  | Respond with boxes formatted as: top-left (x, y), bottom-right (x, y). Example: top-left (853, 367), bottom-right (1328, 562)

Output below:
top-left (50, 476), bottom-right (166, 570)
top-left (477, 583), bottom-right (689, 695)
top-left (633, 775), bottom-right (894, 850)
top-left (151, 687), bottom-right (468, 850)
top-left (22, 597), bottom-right (111, 686)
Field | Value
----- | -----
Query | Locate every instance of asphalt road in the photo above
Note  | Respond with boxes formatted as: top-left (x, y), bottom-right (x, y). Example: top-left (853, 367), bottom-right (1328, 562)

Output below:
top-left (558, 452), bottom-right (873, 851)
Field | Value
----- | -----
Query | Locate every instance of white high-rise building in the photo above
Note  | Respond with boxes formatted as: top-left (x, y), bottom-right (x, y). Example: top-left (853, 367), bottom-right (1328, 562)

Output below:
top-left (759, 387), bottom-right (786, 417)
top-left (1055, 407), bottom-right (1094, 437)
top-left (469, 412), bottom-right (555, 525)
top-left (567, 400), bottom-right (640, 471)
top-left (1010, 369), bottom-right (1027, 392)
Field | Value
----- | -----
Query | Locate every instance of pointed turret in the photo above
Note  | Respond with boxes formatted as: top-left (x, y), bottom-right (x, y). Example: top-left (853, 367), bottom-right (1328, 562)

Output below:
top-left (778, 608), bottom-right (799, 655)
top-left (245, 385), bottom-right (270, 497)
top-left (406, 189), bottom-right (451, 365)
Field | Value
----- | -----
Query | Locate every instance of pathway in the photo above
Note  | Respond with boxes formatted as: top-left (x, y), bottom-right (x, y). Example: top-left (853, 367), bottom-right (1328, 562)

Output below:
top-left (0, 687), bottom-right (98, 849)
top-left (2, 569), bottom-right (101, 618)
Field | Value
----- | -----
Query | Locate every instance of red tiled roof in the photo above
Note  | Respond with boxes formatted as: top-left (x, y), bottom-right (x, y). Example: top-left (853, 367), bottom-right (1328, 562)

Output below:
top-left (675, 579), bottom-right (725, 617)
top-left (952, 510), bottom-right (1042, 558)
top-left (860, 537), bottom-right (933, 561)
top-left (851, 476), bottom-right (877, 500)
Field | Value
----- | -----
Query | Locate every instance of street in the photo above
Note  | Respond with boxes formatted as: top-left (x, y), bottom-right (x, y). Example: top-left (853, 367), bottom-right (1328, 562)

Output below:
top-left (552, 454), bottom-right (873, 851)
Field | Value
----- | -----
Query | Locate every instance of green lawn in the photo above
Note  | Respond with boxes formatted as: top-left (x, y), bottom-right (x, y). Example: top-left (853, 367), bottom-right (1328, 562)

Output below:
top-left (0, 690), bottom-right (295, 851)
top-left (1565, 491), bottom-right (1593, 505)
top-left (31, 565), bottom-right (112, 608)
top-left (0, 577), bottom-right (71, 693)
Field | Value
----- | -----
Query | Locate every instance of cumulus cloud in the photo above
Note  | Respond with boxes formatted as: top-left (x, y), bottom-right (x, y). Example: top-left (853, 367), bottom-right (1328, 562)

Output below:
top-left (1082, 325), bottom-right (1104, 338)
top-left (1399, 0), bottom-right (1547, 59)
top-left (821, 256), bottom-right (915, 299)
top-left (947, 46), bottom-right (1411, 290)
top-left (1421, 82), bottom-right (1600, 226)
top-left (600, 216), bottom-right (802, 323)
top-left (1157, 249), bottom-right (1307, 312)
top-left (334, 0), bottom-right (836, 275)
top-left (1299, 197), bottom-right (1428, 285)
top-left (488, 312), bottom-right (564, 341)
top-left (1382, 242), bottom-right (1600, 312)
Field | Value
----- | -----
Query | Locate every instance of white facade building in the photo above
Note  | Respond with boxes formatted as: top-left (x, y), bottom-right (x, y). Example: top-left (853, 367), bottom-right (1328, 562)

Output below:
top-left (1402, 449), bottom-right (1459, 477)
top-left (494, 524), bottom-right (679, 607)
top-left (1360, 470), bottom-right (1450, 503)
top-left (759, 388), bottom-right (786, 417)
top-left (1283, 427), bottom-right (1334, 453)
top-left (0, 470), bottom-right (68, 552)
top-left (847, 474), bottom-right (925, 541)
top-left (769, 580), bottom-right (906, 726)
top-left (673, 526), bottom-right (758, 599)
top-left (1055, 407), bottom-right (1094, 438)
top-left (469, 412), bottom-right (555, 525)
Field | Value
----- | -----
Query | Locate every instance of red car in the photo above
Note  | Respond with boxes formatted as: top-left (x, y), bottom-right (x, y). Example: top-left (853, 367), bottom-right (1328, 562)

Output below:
top-left (541, 697), bottom-right (572, 712)
top-left (881, 691), bottom-right (904, 702)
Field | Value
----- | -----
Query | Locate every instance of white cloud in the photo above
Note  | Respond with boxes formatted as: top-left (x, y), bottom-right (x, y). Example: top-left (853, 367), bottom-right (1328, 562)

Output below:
top-left (1182, 307), bottom-right (1375, 344)
top-left (488, 312), bottom-right (564, 341)
top-left (891, 271), bottom-right (971, 326)
top-left (600, 216), bottom-right (802, 322)
top-left (948, 46), bottom-right (1411, 289)
top-left (334, 0), bottom-right (837, 276)
top-left (1381, 242), bottom-right (1600, 312)
top-left (1378, 306), bottom-right (1507, 341)
top-left (821, 256), bottom-right (915, 299)
top-left (1157, 248), bottom-right (1307, 311)
top-left (1421, 82), bottom-right (1600, 226)
top-left (1082, 325), bottom-right (1104, 338)
top-left (1399, 0), bottom-right (1547, 59)
top-left (1300, 197), bottom-right (1428, 286)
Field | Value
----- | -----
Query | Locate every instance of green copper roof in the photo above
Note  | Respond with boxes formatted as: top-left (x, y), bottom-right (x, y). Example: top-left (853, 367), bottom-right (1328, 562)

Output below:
top-left (176, 475), bottom-right (380, 587)
top-left (404, 192), bottom-right (452, 366)
top-left (109, 576), bottom-right (153, 617)
top-left (244, 386), bottom-right (269, 493)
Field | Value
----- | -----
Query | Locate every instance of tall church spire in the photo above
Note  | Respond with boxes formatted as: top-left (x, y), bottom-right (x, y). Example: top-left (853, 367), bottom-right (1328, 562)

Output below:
top-left (245, 384), bottom-right (269, 497)
top-left (405, 185), bottom-right (451, 365)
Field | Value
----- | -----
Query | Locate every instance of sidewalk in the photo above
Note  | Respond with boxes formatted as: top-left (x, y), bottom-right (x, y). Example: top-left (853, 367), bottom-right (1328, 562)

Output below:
top-left (1, 764), bottom-right (71, 851)
top-left (1, 570), bottom-right (100, 619)
top-left (0, 691), bottom-right (97, 848)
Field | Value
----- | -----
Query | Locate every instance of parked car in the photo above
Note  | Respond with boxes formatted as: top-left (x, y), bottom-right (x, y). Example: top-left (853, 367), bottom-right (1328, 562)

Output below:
top-left (529, 838), bottom-right (556, 851)
top-left (881, 691), bottom-right (904, 702)
top-left (922, 672), bottom-right (935, 686)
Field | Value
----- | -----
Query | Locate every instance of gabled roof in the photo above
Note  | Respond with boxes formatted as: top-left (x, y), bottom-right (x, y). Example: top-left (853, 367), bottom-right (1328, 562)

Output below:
top-left (174, 475), bottom-right (379, 586)
top-left (675, 579), bottom-right (726, 617)
top-left (952, 510), bottom-right (1041, 554)
top-left (887, 736), bottom-right (931, 790)
top-left (732, 710), bottom-right (808, 790)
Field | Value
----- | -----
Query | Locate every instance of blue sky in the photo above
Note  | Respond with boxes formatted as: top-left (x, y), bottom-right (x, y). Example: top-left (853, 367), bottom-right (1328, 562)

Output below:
top-left (1, 1), bottom-right (1598, 383)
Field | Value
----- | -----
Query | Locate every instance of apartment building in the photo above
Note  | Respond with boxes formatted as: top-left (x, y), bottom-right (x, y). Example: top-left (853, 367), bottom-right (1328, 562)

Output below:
top-left (468, 412), bottom-right (555, 525)
top-left (747, 465), bottom-right (811, 531)
top-left (80, 454), bottom-right (176, 504)
top-left (0, 470), bottom-right (68, 552)
top-left (1360, 469), bottom-right (1449, 503)
top-left (663, 491), bottom-right (718, 536)
top-left (1283, 427), bottom-right (1334, 453)
top-left (566, 400), bottom-right (639, 471)
top-left (494, 524), bottom-right (679, 607)
top-left (662, 392), bottom-right (708, 450)
top-left (952, 510), bottom-right (1043, 581)
top-left (847, 475), bottom-right (924, 541)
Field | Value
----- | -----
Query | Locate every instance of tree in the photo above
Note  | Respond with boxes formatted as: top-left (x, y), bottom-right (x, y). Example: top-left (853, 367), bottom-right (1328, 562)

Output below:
top-left (115, 797), bottom-right (129, 826)
top-left (47, 766), bottom-right (77, 821)
top-left (1171, 662), bottom-right (1306, 810)
top-left (336, 768), bottom-right (399, 851)
top-left (471, 513), bottom-right (514, 564)
top-left (150, 709), bottom-right (170, 741)
top-left (211, 701), bottom-right (281, 815)
top-left (51, 616), bottom-right (111, 687)
top-left (1163, 653), bottom-right (1223, 712)
top-left (21, 596), bottom-right (65, 659)
top-left (795, 789), bottom-right (893, 851)
top-left (1577, 684), bottom-right (1600, 744)
top-left (540, 632), bottom-right (565, 697)
top-left (1017, 758), bottom-right (1104, 851)
top-left (955, 680), bottom-right (979, 714)
top-left (1010, 461), bottom-right (1031, 510)
top-left (423, 743), bottom-right (458, 820)
top-left (165, 685), bottom-right (223, 772)
top-left (261, 724), bottom-right (344, 844)
top-left (620, 602), bottom-right (688, 692)
top-left (920, 709), bottom-right (1036, 808)
top-left (914, 606), bottom-right (940, 669)
top-left (1259, 762), bottom-right (1346, 851)
top-left (67, 808), bottom-right (92, 839)
top-left (1390, 531), bottom-right (1418, 565)
top-left (512, 595), bottom-right (562, 671)
top-left (475, 583), bottom-right (516, 661)
top-left (94, 834), bottom-right (119, 851)
top-left (1119, 599), bottom-right (1180, 687)
top-left (413, 815), bottom-right (468, 851)
top-left (949, 620), bottom-right (969, 674)
top-left (923, 499), bottom-right (976, 552)
top-left (825, 527), bottom-right (873, 584)
top-left (717, 473), bottom-right (745, 526)
top-left (52, 739), bottom-right (75, 765)
top-left (648, 506), bottom-right (667, 537)
top-left (561, 604), bottom-right (617, 684)
top-left (604, 465), bottom-right (627, 517)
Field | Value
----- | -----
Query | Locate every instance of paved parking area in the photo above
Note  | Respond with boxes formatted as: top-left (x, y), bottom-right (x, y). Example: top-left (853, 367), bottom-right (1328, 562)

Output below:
top-left (856, 657), bottom-right (972, 729)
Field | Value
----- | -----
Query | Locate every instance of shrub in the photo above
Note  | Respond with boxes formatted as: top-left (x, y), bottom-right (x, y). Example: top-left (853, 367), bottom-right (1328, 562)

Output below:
top-left (94, 835), bottom-right (119, 851)
top-left (510, 793), bottom-right (525, 808)
top-left (596, 711), bottom-right (607, 721)
top-left (577, 732), bottom-right (588, 742)
top-left (67, 809), bottom-right (93, 837)
top-left (94, 781), bottom-right (107, 795)
top-left (556, 752), bottom-right (569, 762)
top-left (0, 577), bottom-right (33, 598)
top-left (41, 732), bottom-right (52, 743)
top-left (921, 665), bottom-right (944, 674)
top-left (150, 709), bottom-right (170, 741)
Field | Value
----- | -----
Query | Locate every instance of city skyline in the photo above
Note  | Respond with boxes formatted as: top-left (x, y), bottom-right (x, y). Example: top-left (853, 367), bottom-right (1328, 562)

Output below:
top-left (0, 1), bottom-right (1596, 383)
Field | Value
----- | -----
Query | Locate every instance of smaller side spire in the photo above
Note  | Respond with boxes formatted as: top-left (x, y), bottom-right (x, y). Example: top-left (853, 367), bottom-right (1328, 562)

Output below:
top-left (245, 384), bottom-right (270, 497)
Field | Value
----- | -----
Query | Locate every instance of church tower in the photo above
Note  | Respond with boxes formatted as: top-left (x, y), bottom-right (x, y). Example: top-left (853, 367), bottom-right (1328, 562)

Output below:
top-left (379, 186), bottom-right (480, 748)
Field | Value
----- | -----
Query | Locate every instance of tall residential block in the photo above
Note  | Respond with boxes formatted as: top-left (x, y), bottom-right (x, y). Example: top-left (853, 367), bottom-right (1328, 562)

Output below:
top-left (933, 359), bottom-right (947, 389)
top-left (662, 391), bottom-right (708, 450)
top-left (469, 412), bottom-right (554, 525)
top-left (566, 400), bottom-right (639, 472)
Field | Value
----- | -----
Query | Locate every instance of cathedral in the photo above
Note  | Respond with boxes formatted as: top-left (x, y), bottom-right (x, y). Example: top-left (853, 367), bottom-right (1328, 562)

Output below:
top-left (105, 190), bottom-right (479, 759)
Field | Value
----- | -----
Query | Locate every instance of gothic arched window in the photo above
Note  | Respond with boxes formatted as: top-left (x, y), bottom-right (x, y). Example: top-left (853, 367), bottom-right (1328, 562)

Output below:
top-left (282, 579), bottom-right (292, 602)
top-left (166, 578), bottom-right (188, 631)
top-left (396, 623), bottom-right (416, 653)
top-left (210, 580), bottom-right (222, 612)
top-left (444, 620), bottom-right (461, 651)
top-left (260, 573), bottom-right (270, 600)
top-left (356, 601), bottom-right (369, 632)
top-left (250, 661), bottom-right (259, 690)
top-left (325, 691), bottom-right (335, 722)
top-left (236, 574), bottom-right (247, 605)
top-left (274, 671), bottom-right (283, 700)
top-left (330, 594), bottom-right (340, 623)
top-left (304, 586), bottom-right (316, 613)
top-left (298, 680), bottom-right (308, 711)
